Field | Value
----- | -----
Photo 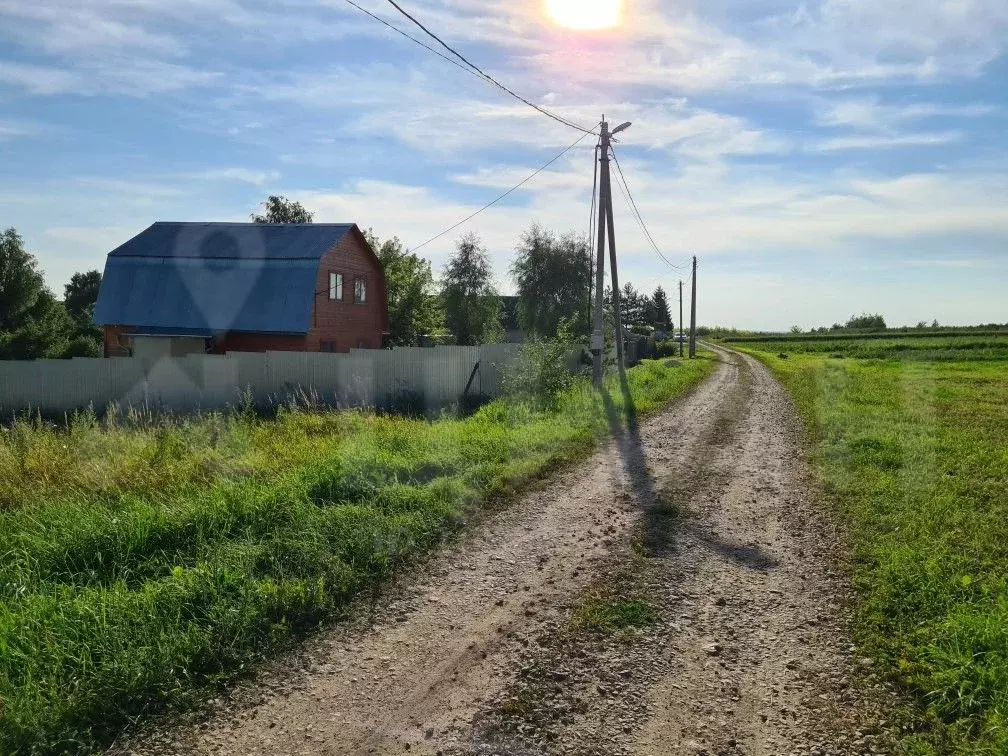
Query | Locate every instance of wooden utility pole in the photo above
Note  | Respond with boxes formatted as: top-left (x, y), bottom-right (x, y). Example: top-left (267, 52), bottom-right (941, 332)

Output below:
top-left (689, 255), bottom-right (697, 358)
top-left (591, 118), bottom-right (630, 387)
top-left (679, 279), bottom-right (684, 358)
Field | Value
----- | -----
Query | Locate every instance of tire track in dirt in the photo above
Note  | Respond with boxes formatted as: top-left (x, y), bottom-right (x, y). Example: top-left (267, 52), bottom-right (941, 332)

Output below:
top-left (456, 348), bottom-right (890, 755)
top-left (117, 349), bottom-right (891, 756)
top-left (116, 357), bottom-right (736, 756)
top-left (628, 348), bottom-right (891, 755)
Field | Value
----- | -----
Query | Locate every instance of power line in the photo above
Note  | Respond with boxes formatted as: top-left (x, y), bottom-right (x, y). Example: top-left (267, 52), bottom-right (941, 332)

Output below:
top-left (604, 152), bottom-right (685, 274)
top-left (381, 0), bottom-right (597, 135)
top-left (411, 127), bottom-right (598, 253)
top-left (342, 0), bottom-right (476, 79)
top-left (608, 150), bottom-right (687, 273)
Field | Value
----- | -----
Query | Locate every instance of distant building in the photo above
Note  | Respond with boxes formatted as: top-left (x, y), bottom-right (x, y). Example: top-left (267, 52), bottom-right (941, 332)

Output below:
top-left (93, 222), bottom-right (389, 357)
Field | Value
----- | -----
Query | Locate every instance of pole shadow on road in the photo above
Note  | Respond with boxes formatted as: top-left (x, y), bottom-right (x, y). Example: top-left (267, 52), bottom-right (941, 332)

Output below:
top-left (600, 368), bottom-right (676, 557)
top-left (601, 362), bottom-right (779, 572)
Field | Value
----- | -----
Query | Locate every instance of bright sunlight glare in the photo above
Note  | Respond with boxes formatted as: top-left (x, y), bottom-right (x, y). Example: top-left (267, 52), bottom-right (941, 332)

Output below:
top-left (546, 0), bottom-right (624, 30)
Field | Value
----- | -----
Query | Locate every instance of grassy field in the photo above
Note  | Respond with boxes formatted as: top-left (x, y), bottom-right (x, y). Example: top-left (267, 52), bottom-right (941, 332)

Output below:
top-left (0, 354), bottom-right (715, 755)
top-left (736, 334), bottom-right (1008, 753)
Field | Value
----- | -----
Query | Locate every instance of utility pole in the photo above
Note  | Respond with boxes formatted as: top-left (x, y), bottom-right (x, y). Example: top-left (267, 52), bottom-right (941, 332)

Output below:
top-left (689, 255), bottom-right (697, 358)
top-left (603, 144), bottom-right (626, 382)
top-left (678, 279), bottom-right (684, 358)
top-left (590, 121), bottom-right (609, 389)
top-left (591, 118), bottom-right (632, 388)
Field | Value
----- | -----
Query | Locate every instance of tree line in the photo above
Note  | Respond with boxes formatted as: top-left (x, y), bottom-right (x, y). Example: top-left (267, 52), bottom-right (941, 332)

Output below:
top-left (0, 195), bottom-right (676, 359)
top-left (370, 225), bottom-right (674, 347)
top-left (267, 195), bottom-right (674, 347)
top-left (0, 228), bottom-right (103, 360)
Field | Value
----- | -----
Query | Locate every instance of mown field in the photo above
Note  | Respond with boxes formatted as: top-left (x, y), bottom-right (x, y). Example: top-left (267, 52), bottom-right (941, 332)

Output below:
top-left (0, 354), bottom-right (715, 755)
top-left (737, 335), bottom-right (1008, 753)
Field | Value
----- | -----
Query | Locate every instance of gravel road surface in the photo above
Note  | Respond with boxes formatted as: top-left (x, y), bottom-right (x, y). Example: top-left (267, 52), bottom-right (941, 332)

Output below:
top-left (117, 348), bottom-right (888, 756)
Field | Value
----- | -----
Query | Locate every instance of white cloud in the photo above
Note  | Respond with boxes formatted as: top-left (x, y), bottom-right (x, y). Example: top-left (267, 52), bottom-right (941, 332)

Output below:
top-left (0, 58), bottom-right (219, 97)
top-left (0, 119), bottom-right (44, 141)
top-left (814, 131), bottom-right (964, 151)
top-left (185, 168), bottom-right (282, 187)
top-left (816, 98), bottom-right (994, 130)
top-left (0, 62), bottom-right (79, 96)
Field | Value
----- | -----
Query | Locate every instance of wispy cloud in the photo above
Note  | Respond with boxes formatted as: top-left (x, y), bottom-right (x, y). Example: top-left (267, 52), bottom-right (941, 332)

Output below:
top-left (3, 0), bottom-right (1007, 328)
top-left (0, 119), bottom-right (44, 141)
top-left (817, 98), bottom-right (995, 130)
top-left (814, 131), bottom-right (964, 152)
top-left (184, 167), bottom-right (282, 187)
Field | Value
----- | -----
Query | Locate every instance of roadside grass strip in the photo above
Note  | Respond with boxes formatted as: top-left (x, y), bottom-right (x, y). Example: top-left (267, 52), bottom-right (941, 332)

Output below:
top-left (0, 354), bottom-right (715, 755)
top-left (738, 336), bottom-right (1008, 754)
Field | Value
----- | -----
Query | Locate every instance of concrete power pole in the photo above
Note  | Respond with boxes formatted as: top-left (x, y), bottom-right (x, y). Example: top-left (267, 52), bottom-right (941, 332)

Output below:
top-left (679, 279), bottom-right (684, 358)
top-left (590, 122), bottom-right (609, 389)
top-left (591, 118), bottom-right (631, 387)
top-left (689, 255), bottom-right (697, 358)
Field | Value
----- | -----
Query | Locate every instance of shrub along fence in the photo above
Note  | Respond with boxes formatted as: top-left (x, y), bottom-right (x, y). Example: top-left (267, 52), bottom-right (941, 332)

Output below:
top-left (0, 344), bottom-right (522, 417)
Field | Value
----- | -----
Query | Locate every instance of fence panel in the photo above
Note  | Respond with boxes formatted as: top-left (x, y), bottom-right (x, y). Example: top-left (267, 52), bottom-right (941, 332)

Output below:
top-left (0, 344), bottom-right (523, 418)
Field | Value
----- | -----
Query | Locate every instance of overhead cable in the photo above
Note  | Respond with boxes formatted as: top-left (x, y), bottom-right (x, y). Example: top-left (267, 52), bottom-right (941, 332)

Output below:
top-left (609, 146), bottom-right (688, 272)
top-left (411, 128), bottom-right (598, 253)
top-left (342, 0), bottom-right (476, 78)
top-left (380, 0), bottom-right (597, 135)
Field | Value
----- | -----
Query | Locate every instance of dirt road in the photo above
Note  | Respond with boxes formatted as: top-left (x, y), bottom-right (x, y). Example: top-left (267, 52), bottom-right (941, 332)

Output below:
top-left (120, 348), bottom-right (886, 756)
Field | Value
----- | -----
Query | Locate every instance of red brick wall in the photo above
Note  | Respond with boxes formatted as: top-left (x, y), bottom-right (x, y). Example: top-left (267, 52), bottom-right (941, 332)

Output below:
top-left (306, 230), bottom-right (389, 353)
top-left (101, 228), bottom-right (389, 356)
top-left (213, 332), bottom-right (306, 353)
top-left (103, 326), bottom-right (133, 357)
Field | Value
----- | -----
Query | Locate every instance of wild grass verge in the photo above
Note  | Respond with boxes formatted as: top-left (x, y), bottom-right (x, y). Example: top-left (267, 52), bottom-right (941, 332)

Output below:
top-left (738, 338), bottom-right (1007, 754)
top-left (0, 354), bottom-right (715, 755)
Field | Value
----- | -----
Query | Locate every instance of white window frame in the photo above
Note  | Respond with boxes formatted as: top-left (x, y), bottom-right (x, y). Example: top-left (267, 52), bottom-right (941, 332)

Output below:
top-left (354, 277), bottom-right (367, 304)
top-left (329, 272), bottom-right (343, 301)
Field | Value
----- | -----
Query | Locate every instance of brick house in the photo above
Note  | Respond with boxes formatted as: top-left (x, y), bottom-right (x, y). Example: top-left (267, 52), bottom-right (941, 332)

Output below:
top-left (93, 222), bottom-right (389, 357)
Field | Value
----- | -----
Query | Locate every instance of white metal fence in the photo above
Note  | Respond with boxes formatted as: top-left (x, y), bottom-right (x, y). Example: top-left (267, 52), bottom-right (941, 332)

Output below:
top-left (0, 345), bottom-right (523, 417)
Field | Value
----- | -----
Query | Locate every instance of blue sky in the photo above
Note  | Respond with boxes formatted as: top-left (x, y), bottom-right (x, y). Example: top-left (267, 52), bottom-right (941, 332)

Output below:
top-left (1, 0), bottom-right (1006, 330)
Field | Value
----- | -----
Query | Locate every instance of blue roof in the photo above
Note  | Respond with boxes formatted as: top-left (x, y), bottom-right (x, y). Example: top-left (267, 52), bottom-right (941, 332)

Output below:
top-left (94, 223), bottom-right (357, 335)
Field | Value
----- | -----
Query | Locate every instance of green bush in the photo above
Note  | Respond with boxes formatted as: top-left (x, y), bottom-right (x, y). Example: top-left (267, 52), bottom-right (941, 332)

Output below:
top-left (502, 332), bottom-right (582, 409)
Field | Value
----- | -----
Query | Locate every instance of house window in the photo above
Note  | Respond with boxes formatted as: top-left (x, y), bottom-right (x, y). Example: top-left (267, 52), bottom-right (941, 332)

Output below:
top-left (329, 272), bottom-right (343, 301)
top-left (354, 277), bottom-right (367, 304)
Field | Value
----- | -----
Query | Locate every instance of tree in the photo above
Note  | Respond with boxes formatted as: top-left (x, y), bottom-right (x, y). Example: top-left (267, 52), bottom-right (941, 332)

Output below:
top-left (64, 270), bottom-right (102, 325)
top-left (643, 286), bottom-right (673, 330)
top-left (364, 231), bottom-right (442, 346)
top-left (620, 282), bottom-right (647, 329)
top-left (252, 195), bottom-right (314, 224)
top-left (845, 313), bottom-right (886, 330)
top-left (0, 227), bottom-right (46, 333)
top-left (510, 224), bottom-right (590, 339)
top-left (0, 289), bottom-right (74, 360)
top-left (0, 229), bottom-right (103, 359)
top-left (441, 233), bottom-right (502, 346)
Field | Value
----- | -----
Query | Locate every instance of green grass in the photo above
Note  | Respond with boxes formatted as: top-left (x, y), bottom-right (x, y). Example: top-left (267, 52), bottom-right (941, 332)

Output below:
top-left (731, 334), bottom-right (1008, 363)
top-left (0, 354), bottom-right (716, 755)
top-left (736, 335), bottom-right (1008, 754)
top-left (572, 598), bottom-right (657, 632)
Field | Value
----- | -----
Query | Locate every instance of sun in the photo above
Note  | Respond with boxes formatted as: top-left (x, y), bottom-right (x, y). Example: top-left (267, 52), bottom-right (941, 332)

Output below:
top-left (546, 0), bottom-right (624, 30)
